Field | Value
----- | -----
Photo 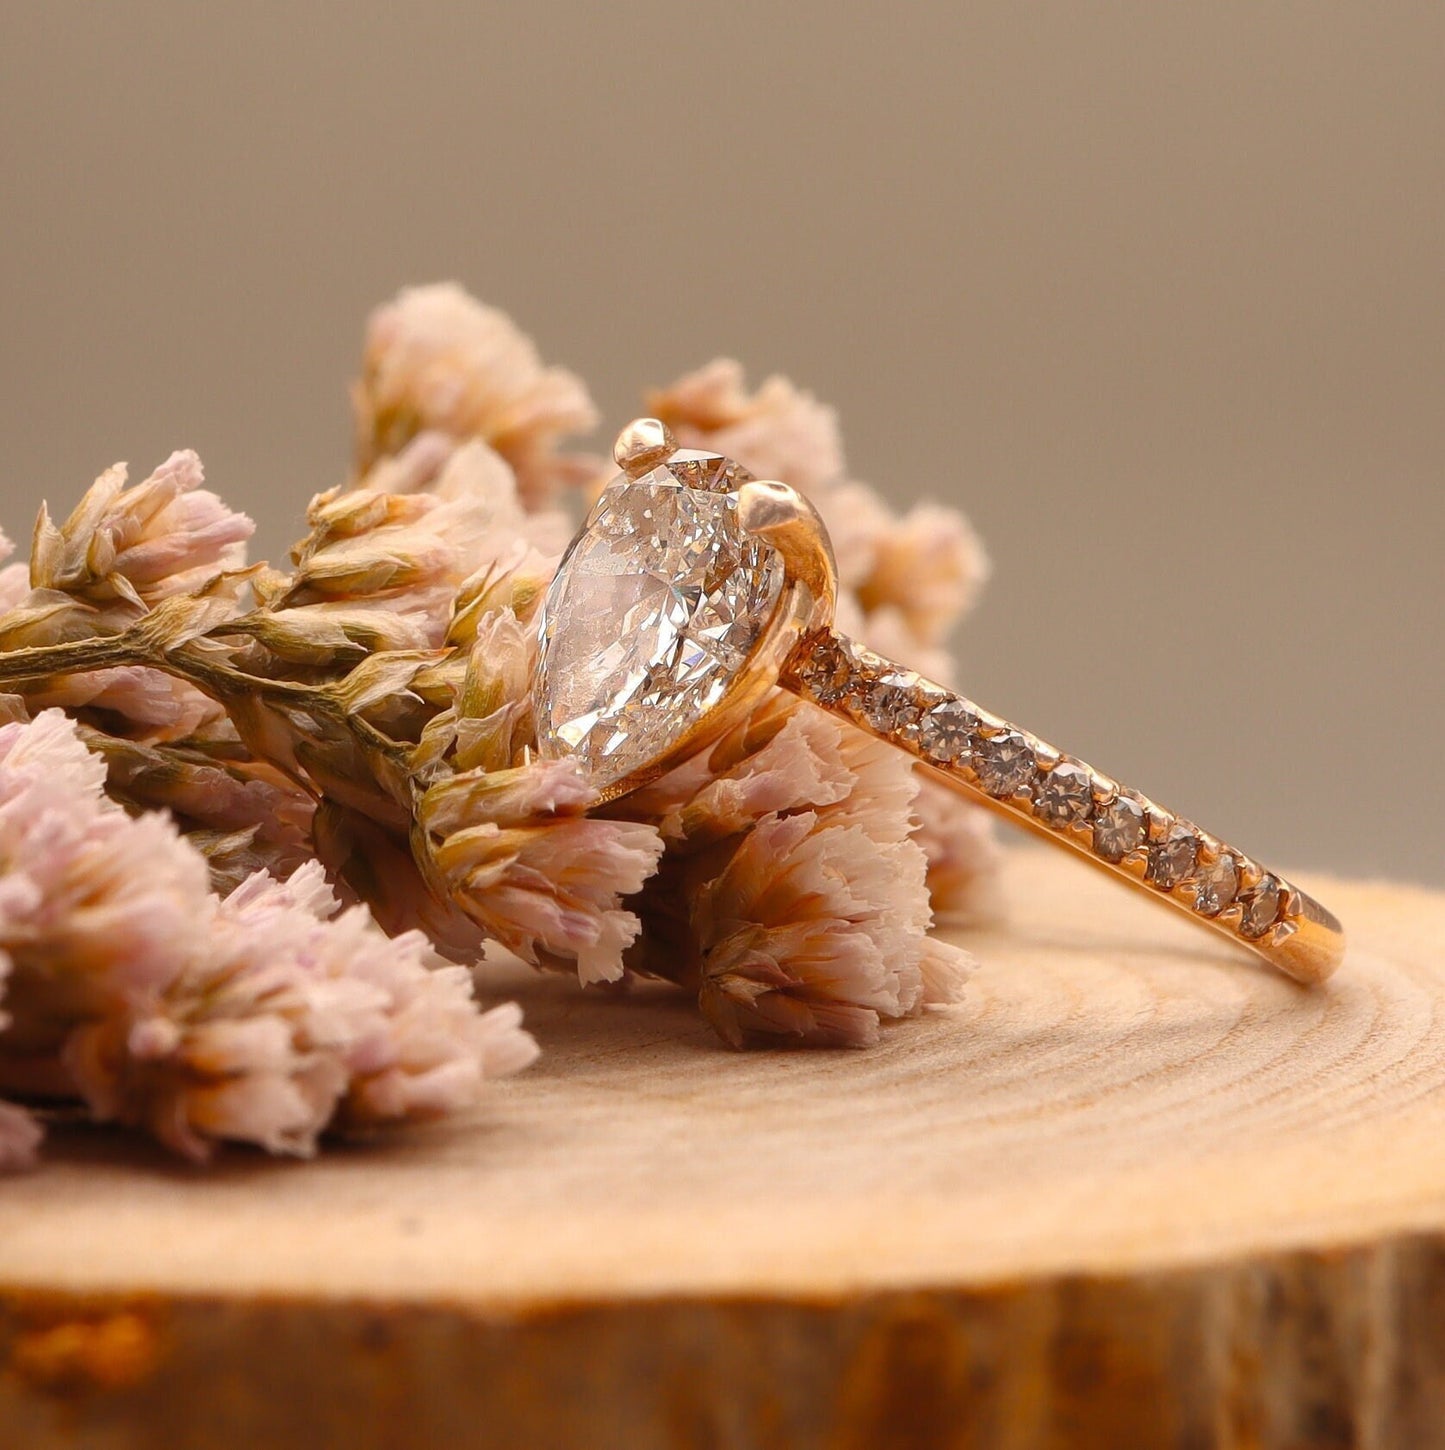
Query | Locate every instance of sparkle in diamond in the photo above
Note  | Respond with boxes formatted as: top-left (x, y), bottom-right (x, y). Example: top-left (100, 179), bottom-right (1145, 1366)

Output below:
top-left (1147, 823), bottom-right (1200, 891)
top-left (535, 462), bottom-right (784, 788)
top-left (1033, 761), bottom-right (1094, 827)
top-left (1239, 875), bottom-right (1283, 938)
top-left (1194, 855), bottom-right (1240, 916)
top-left (1094, 795), bottom-right (1146, 861)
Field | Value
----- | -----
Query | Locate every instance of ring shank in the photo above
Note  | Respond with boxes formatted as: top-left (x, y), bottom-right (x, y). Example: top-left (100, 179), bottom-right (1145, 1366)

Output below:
top-left (782, 629), bottom-right (1345, 985)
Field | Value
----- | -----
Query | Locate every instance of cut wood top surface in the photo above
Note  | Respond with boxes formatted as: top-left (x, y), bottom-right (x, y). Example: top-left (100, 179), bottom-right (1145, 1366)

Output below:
top-left (1, 851), bottom-right (1441, 1309)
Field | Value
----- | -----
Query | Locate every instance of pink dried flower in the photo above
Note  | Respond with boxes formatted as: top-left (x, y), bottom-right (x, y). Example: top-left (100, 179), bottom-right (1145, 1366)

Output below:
top-left (912, 778), bottom-right (1007, 924)
top-left (624, 701), bottom-right (975, 1046)
top-left (648, 358), bottom-right (845, 495)
top-left (3, 456), bottom-right (251, 740)
top-left (441, 609), bottom-right (536, 769)
top-left (420, 754), bottom-right (664, 986)
top-left (263, 444), bottom-right (565, 656)
top-left (270, 487), bottom-right (483, 643)
top-left (18, 664), bottom-right (228, 741)
top-left (354, 283), bottom-right (599, 508)
top-left (359, 436), bottom-right (573, 559)
top-left (29, 450), bottom-right (253, 609)
top-left (0, 710), bottom-right (213, 1032)
top-left (88, 730), bottom-right (316, 892)
top-left (425, 439), bottom-right (573, 559)
top-left (0, 712), bottom-right (536, 1163)
top-left (626, 694), bottom-right (852, 846)
top-left (64, 862), bottom-right (537, 1160)
top-left (857, 500), bottom-right (991, 650)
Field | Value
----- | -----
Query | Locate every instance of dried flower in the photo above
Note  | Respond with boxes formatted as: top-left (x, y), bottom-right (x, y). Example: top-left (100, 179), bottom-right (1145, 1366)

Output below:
top-left (0, 712), bottom-right (536, 1164)
top-left (422, 756), bottom-right (664, 986)
top-left (1, 292), bottom-right (1005, 1102)
top-left (648, 358), bottom-right (845, 495)
top-left (913, 778), bottom-right (1006, 924)
top-left (857, 500), bottom-right (990, 650)
top-left (16, 664), bottom-right (227, 741)
top-left (29, 450), bottom-right (253, 611)
top-left (65, 862), bottom-right (538, 1159)
top-left (85, 729), bottom-right (316, 893)
top-left (255, 442), bottom-right (568, 666)
top-left (353, 283), bottom-right (599, 507)
top-left (266, 487), bottom-right (484, 645)
top-left (2, 454), bottom-right (253, 740)
top-left (360, 435), bottom-right (573, 556)
top-left (623, 700), bottom-right (975, 1046)
top-left (0, 710), bottom-right (212, 1031)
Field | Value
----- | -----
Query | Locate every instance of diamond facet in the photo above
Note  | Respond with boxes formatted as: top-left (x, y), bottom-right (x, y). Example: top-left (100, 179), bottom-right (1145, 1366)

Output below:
top-left (1033, 761), bottom-right (1094, 827)
top-left (858, 676), bottom-right (919, 734)
top-left (1148, 823), bottom-right (1200, 890)
top-left (918, 699), bottom-right (975, 763)
top-left (1093, 794), bottom-right (1146, 861)
top-left (1239, 875), bottom-right (1284, 938)
top-left (535, 460), bottom-right (784, 788)
top-left (1193, 854), bottom-right (1240, 916)
top-left (974, 731), bottom-right (1036, 797)
top-left (797, 632), bottom-right (853, 706)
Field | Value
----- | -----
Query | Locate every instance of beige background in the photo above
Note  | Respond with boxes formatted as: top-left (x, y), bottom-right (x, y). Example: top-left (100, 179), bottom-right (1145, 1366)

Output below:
top-left (0, 3), bottom-right (1440, 882)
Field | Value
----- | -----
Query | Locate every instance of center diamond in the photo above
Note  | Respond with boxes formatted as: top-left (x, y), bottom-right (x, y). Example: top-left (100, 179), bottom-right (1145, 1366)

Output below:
top-left (534, 454), bottom-right (785, 788)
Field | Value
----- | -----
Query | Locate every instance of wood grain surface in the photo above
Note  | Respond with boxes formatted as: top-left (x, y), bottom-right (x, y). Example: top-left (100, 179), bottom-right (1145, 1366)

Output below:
top-left (1, 850), bottom-right (1442, 1449)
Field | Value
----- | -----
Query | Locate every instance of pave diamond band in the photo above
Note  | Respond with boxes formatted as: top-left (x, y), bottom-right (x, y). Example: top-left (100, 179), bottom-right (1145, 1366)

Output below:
top-left (784, 629), bottom-right (1345, 984)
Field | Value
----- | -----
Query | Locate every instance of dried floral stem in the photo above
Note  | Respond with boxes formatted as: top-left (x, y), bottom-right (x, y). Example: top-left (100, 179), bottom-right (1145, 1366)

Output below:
top-left (0, 634), bottom-right (141, 684)
top-left (0, 632), bottom-right (412, 777)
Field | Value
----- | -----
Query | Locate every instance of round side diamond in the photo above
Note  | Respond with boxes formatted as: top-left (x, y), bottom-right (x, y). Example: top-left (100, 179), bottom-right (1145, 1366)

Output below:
top-left (1238, 875), bottom-right (1284, 938)
top-left (1033, 761), bottom-right (1094, 828)
top-left (918, 699), bottom-right (975, 763)
top-left (1194, 854), bottom-right (1240, 916)
top-left (1093, 794), bottom-right (1146, 861)
top-left (974, 730), bottom-right (1036, 797)
top-left (1147, 824), bottom-right (1200, 891)
top-left (798, 635), bottom-right (853, 706)
top-left (859, 676), bottom-right (920, 734)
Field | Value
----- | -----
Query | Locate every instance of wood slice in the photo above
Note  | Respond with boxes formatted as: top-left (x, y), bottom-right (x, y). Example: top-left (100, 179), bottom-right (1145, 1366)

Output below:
top-left (1, 850), bottom-right (1443, 1449)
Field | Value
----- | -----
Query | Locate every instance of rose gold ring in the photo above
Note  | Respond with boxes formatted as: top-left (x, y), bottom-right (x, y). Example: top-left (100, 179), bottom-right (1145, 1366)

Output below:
top-left (534, 419), bottom-right (1346, 985)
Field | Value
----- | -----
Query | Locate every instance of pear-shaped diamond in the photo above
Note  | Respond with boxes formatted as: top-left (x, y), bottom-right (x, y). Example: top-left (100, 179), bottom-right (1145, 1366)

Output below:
top-left (534, 457), bottom-right (784, 789)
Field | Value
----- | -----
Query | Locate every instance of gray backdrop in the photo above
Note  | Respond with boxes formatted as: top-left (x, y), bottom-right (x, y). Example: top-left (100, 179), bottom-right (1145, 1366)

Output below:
top-left (2, 3), bottom-right (1440, 881)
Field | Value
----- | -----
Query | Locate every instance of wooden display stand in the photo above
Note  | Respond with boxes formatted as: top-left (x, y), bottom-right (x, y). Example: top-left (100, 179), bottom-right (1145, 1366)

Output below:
top-left (1, 851), bottom-right (1442, 1448)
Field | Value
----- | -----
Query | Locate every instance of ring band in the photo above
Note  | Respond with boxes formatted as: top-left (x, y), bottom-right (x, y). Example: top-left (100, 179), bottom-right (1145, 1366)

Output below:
top-left (535, 419), bottom-right (1346, 984)
top-left (784, 629), bottom-right (1345, 984)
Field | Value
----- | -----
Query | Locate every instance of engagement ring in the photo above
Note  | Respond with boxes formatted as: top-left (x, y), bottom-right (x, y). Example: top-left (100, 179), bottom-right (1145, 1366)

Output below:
top-left (535, 419), bottom-right (1345, 983)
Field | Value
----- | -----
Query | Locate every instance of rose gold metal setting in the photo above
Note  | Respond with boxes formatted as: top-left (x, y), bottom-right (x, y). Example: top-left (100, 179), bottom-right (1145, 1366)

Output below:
top-left (614, 417), bottom-right (678, 478)
top-left (584, 421), bottom-right (1346, 982)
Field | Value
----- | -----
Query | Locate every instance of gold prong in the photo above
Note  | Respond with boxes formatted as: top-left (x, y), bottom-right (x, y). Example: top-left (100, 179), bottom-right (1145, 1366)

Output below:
top-left (613, 417), bottom-right (676, 477)
top-left (736, 480), bottom-right (838, 626)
